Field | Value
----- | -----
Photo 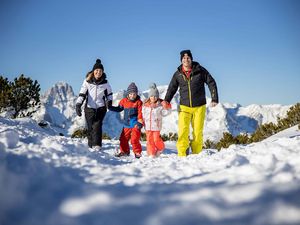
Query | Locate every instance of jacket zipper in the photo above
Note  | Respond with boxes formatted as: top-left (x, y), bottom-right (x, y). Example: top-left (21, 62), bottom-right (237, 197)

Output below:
top-left (188, 79), bottom-right (192, 107)
top-left (95, 84), bottom-right (98, 109)
top-left (182, 73), bottom-right (193, 107)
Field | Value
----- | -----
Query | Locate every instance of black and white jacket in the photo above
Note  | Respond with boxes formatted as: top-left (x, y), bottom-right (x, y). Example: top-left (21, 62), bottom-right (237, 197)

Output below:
top-left (76, 74), bottom-right (113, 109)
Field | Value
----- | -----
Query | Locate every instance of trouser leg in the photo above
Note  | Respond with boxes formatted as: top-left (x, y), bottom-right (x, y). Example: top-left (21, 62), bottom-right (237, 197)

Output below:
top-left (92, 107), bottom-right (107, 147)
top-left (120, 128), bottom-right (131, 154)
top-left (85, 108), bottom-right (95, 148)
top-left (146, 131), bottom-right (155, 156)
top-left (153, 131), bottom-right (165, 152)
top-left (131, 127), bottom-right (142, 154)
top-left (176, 105), bottom-right (192, 156)
top-left (191, 105), bottom-right (206, 154)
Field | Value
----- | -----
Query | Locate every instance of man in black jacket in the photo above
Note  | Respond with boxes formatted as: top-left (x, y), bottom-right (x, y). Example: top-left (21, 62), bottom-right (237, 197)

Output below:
top-left (164, 50), bottom-right (218, 156)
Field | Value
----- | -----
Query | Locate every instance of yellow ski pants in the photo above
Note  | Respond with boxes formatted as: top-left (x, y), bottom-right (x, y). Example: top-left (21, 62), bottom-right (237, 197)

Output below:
top-left (177, 105), bottom-right (206, 156)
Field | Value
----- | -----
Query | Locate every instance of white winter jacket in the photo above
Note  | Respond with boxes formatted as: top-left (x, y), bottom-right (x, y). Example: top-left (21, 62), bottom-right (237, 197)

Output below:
top-left (142, 100), bottom-right (171, 131)
top-left (76, 76), bottom-right (113, 109)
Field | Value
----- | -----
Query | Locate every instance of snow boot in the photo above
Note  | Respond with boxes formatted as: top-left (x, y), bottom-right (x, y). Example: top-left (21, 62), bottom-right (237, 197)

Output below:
top-left (115, 152), bottom-right (130, 157)
top-left (134, 153), bottom-right (141, 159)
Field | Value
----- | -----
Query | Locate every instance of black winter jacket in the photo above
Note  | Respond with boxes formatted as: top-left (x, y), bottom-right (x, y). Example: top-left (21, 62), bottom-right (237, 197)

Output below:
top-left (164, 62), bottom-right (218, 107)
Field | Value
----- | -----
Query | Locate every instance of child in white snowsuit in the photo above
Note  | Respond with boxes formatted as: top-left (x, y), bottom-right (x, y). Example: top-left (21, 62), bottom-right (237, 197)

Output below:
top-left (142, 83), bottom-right (171, 157)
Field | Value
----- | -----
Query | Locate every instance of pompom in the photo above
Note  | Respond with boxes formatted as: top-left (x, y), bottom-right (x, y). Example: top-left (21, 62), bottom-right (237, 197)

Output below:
top-left (96, 59), bottom-right (101, 64)
top-left (149, 83), bottom-right (157, 89)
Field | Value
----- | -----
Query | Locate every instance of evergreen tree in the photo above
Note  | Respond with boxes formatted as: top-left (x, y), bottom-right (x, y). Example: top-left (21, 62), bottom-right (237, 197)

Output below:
top-left (71, 128), bottom-right (88, 138)
top-left (10, 74), bottom-right (41, 118)
top-left (0, 76), bottom-right (12, 112)
top-left (203, 139), bottom-right (216, 149)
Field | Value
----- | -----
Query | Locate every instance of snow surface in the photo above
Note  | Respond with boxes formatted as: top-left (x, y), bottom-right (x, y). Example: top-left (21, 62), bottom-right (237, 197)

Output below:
top-left (1, 116), bottom-right (300, 225)
top-left (28, 82), bottom-right (290, 142)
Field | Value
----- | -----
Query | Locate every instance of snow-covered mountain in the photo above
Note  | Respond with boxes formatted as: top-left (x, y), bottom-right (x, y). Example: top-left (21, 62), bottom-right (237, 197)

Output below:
top-left (32, 82), bottom-right (290, 141)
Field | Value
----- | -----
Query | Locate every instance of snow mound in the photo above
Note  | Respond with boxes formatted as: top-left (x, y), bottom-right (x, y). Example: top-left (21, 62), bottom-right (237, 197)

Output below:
top-left (1, 116), bottom-right (300, 225)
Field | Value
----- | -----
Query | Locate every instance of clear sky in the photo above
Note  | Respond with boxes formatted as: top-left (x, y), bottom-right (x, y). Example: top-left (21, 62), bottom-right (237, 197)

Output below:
top-left (1, 0), bottom-right (299, 106)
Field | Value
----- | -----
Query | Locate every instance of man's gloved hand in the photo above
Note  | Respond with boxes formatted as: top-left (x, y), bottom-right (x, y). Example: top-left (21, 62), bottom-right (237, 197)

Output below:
top-left (210, 101), bottom-right (218, 107)
top-left (76, 103), bottom-right (82, 117)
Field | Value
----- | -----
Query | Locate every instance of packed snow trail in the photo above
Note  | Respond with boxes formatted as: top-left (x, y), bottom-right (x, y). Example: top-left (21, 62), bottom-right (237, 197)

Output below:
top-left (1, 117), bottom-right (300, 225)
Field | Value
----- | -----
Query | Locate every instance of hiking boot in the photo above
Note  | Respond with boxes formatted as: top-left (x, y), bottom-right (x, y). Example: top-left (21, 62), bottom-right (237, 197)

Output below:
top-left (156, 150), bottom-right (163, 157)
top-left (115, 152), bottom-right (130, 157)
top-left (134, 153), bottom-right (142, 159)
top-left (186, 147), bottom-right (190, 156)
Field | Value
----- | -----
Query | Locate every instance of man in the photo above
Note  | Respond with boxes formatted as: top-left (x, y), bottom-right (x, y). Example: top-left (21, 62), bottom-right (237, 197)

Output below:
top-left (164, 50), bottom-right (218, 156)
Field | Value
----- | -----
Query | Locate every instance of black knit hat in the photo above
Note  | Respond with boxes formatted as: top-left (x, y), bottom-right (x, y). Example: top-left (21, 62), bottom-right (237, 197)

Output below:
top-left (92, 59), bottom-right (104, 71)
top-left (180, 50), bottom-right (193, 61)
top-left (126, 82), bottom-right (138, 95)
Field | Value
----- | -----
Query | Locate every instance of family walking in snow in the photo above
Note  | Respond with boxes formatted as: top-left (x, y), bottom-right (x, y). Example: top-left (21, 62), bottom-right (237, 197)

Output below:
top-left (76, 49), bottom-right (219, 158)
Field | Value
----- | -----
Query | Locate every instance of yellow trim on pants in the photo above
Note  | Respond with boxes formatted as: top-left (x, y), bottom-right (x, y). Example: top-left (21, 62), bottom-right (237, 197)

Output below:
top-left (176, 104), bottom-right (206, 156)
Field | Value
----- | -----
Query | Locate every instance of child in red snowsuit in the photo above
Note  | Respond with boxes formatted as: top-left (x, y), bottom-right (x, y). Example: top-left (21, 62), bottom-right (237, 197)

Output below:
top-left (142, 83), bottom-right (171, 157)
top-left (108, 82), bottom-right (143, 158)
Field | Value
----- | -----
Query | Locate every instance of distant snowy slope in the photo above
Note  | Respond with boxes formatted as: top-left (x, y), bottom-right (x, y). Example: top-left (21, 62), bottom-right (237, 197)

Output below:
top-left (31, 82), bottom-right (291, 141)
top-left (1, 113), bottom-right (300, 225)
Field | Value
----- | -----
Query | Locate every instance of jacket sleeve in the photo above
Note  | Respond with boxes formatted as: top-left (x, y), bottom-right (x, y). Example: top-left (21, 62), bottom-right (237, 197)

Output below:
top-left (164, 72), bottom-right (179, 103)
top-left (137, 100), bottom-right (143, 123)
top-left (105, 83), bottom-right (113, 102)
top-left (76, 80), bottom-right (88, 105)
top-left (108, 98), bottom-right (124, 112)
top-left (203, 68), bottom-right (219, 103)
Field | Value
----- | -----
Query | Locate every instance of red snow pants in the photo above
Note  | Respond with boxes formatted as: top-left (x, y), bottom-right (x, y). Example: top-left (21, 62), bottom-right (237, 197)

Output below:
top-left (146, 130), bottom-right (165, 156)
top-left (119, 127), bottom-right (142, 154)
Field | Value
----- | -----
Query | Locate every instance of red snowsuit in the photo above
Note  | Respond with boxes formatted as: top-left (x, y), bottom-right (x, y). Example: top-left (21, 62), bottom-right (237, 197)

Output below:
top-left (110, 96), bottom-right (143, 155)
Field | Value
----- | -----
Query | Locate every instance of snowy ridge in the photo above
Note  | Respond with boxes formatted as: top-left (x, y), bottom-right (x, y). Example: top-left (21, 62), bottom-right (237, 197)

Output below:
top-left (1, 116), bottom-right (300, 225)
top-left (32, 82), bottom-right (290, 142)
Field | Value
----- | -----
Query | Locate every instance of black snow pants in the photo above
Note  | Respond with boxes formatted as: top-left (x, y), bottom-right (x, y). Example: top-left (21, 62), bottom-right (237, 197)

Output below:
top-left (84, 106), bottom-right (107, 148)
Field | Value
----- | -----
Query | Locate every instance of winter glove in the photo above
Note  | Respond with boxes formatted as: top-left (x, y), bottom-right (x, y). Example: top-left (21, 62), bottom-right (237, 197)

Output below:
top-left (210, 101), bottom-right (218, 107)
top-left (106, 100), bottom-right (112, 108)
top-left (135, 122), bottom-right (143, 130)
top-left (76, 103), bottom-right (82, 117)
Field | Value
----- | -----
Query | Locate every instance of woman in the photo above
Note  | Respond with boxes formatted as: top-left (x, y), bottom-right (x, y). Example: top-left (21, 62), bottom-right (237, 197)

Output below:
top-left (75, 59), bottom-right (113, 151)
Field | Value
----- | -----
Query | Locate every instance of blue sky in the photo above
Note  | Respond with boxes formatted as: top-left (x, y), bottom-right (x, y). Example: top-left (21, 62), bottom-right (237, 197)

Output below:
top-left (1, 0), bottom-right (299, 106)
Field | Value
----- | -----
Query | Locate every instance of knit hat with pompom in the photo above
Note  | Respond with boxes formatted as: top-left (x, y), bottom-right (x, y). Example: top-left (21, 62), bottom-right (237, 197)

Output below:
top-left (148, 83), bottom-right (159, 98)
top-left (92, 59), bottom-right (104, 71)
top-left (126, 82), bottom-right (138, 95)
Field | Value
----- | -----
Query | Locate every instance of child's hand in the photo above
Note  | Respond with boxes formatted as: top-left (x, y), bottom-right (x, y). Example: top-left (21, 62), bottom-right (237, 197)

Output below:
top-left (161, 101), bottom-right (171, 109)
top-left (135, 122), bottom-right (143, 130)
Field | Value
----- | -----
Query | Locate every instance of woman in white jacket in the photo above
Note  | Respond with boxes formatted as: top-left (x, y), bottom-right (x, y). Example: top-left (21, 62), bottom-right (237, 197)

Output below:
top-left (142, 83), bottom-right (171, 157)
top-left (76, 59), bottom-right (113, 150)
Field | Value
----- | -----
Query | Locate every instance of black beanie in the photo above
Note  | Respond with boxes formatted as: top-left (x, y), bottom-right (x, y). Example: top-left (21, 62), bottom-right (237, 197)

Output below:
top-left (92, 59), bottom-right (104, 71)
top-left (180, 50), bottom-right (193, 61)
